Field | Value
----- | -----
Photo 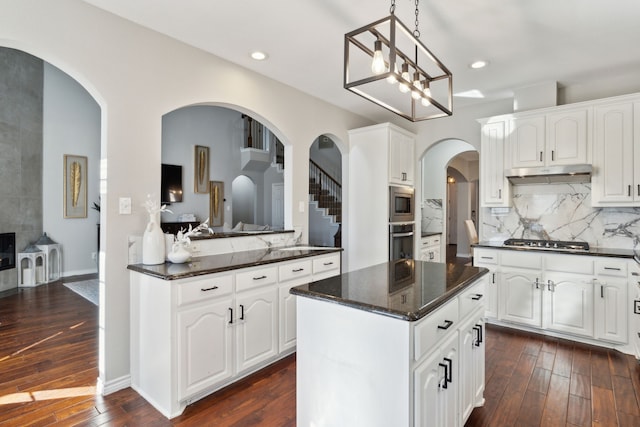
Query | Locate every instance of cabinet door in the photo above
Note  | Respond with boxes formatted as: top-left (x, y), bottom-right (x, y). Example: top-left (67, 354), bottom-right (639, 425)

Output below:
top-left (459, 318), bottom-right (476, 423)
top-left (543, 272), bottom-right (594, 337)
top-left (594, 277), bottom-right (628, 343)
top-left (278, 283), bottom-right (298, 353)
top-left (177, 298), bottom-right (234, 400)
top-left (235, 287), bottom-right (278, 373)
top-left (477, 265), bottom-right (498, 319)
top-left (592, 102), bottom-right (635, 205)
top-left (414, 332), bottom-right (458, 427)
top-left (500, 269), bottom-right (541, 327)
top-left (480, 121), bottom-right (510, 207)
top-left (510, 116), bottom-right (545, 168)
top-left (389, 129), bottom-right (415, 185)
top-left (546, 108), bottom-right (589, 165)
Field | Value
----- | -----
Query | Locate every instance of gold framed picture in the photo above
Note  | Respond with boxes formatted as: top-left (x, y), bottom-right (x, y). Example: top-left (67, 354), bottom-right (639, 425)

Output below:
top-left (209, 181), bottom-right (224, 227)
top-left (64, 154), bottom-right (88, 218)
top-left (194, 145), bottom-right (210, 194)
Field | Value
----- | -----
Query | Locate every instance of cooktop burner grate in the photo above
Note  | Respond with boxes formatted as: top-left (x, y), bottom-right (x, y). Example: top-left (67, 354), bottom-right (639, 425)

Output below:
top-left (503, 238), bottom-right (590, 251)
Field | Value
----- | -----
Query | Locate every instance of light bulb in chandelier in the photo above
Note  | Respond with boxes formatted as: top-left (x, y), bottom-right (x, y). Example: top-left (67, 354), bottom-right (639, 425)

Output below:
top-left (386, 61), bottom-right (399, 84)
top-left (421, 80), bottom-right (432, 106)
top-left (398, 63), bottom-right (410, 93)
top-left (371, 40), bottom-right (386, 75)
top-left (411, 72), bottom-right (422, 100)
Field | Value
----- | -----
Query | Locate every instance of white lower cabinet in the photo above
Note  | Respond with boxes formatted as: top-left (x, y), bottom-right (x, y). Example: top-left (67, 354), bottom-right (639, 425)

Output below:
top-left (130, 251), bottom-right (341, 419)
top-left (420, 235), bottom-right (442, 263)
top-left (500, 268), bottom-right (542, 327)
top-left (459, 311), bottom-right (485, 423)
top-left (543, 272), bottom-right (594, 338)
top-left (235, 286), bottom-right (278, 374)
top-left (415, 330), bottom-right (459, 427)
top-left (177, 297), bottom-right (234, 400)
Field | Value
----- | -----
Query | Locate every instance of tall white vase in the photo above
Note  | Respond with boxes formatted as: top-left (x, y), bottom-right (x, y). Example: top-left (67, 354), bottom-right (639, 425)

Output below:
top-left (142, 214), bottom-right (165, 265)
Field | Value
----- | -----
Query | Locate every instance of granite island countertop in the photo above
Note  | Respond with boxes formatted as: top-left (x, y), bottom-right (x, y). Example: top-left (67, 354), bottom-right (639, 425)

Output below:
top-left (127, 246), bottom-right (342, 280)
top-left (473, 241), bottom-right (636, 259)
top-left (290, 260), bottom-right (488, 321)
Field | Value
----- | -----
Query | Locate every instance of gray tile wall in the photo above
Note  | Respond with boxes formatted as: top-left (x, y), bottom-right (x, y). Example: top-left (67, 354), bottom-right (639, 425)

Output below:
top-left (0, 48), bottom-right (43, 291)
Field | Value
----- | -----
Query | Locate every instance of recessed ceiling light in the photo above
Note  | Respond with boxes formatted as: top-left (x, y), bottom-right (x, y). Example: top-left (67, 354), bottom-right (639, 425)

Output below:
top-left (250, 51), bottom-right (268, 61)
top-left (469, 60), bottom-right (488, 69)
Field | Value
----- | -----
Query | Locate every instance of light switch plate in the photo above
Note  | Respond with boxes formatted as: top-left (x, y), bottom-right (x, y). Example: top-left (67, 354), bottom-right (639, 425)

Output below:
top-left (119, 197), bottom-right (132, 214)
top-left (298, 201), bottom-right (305, 213)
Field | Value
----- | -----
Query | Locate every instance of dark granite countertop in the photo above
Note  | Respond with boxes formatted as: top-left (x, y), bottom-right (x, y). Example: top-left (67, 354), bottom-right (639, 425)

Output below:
top-left (290, 260), bottom-right (488, 322)
top-left (473, 241), bottom-right (635, 259)
top-left (189, 229), bottom-right (294, 240)
top-left (127, 246), bottom-right (342, 280)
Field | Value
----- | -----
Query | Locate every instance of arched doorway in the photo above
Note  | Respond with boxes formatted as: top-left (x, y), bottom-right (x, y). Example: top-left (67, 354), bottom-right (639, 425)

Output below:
top-left (308, 134), bottom-right (343, 247)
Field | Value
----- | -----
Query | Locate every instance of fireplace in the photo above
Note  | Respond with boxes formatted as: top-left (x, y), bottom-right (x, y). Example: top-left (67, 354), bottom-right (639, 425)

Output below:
top-left (0, 232), bottom-right (16, 271)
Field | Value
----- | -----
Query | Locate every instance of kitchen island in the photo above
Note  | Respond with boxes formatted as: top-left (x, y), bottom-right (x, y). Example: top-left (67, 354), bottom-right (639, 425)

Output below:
top-left (291, 260), bottom-right (489, 427)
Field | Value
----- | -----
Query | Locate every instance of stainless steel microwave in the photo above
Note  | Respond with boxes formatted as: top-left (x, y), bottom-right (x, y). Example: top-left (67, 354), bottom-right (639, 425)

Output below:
top-left (389, 185), bottom-right (414, 223)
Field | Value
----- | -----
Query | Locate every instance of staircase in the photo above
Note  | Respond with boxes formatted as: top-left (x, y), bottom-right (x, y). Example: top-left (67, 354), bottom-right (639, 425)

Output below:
top-left (309, 160), bottom-right (341, 247)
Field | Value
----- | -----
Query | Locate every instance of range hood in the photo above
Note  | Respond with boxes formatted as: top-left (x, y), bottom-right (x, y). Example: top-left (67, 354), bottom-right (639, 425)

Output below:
top-left (505, 164), bottom-right (592, 185)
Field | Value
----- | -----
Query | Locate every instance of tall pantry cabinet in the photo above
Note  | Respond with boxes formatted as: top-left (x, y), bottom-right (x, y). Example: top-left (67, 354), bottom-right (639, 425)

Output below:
top-left (348, 123), bottom-right (416, 272)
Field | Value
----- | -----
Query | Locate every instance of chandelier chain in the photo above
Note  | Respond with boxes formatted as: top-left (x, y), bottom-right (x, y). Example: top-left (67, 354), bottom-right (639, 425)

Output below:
top-left (390, 0), bottom-right (395, 14)
top-left (414, 0), bottom-right (420, 38)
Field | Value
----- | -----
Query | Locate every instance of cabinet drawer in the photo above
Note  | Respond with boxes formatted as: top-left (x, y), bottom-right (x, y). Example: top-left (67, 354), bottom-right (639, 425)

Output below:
top-left (459, 278), bottom-right (487, 321)
top-left (501, 251), bottom-right (542, 269)
top-left (595, 260), bottom-right (627, 277)
top-left (236, 266), bottom-right (278, 292)
top-left (421, 235), bottom-right (441, 247)
top-left (545, 255), bottom-right (594, 274)
top-left (313, 253), bottom-right (341, 275)
top-left (177, 273), bottom-right (233, 307)
top-left (279, 259), bottom-right (312, 282)
top-left (474, 249), bottom-right (498, 265)
top-left (414, 299), bottom-right (459, 361)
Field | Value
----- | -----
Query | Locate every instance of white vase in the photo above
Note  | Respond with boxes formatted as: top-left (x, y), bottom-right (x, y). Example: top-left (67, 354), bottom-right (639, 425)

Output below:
top-left (142, 214), bottom-right (165, 265)
top-left (168, 242), bottom-right (191, 264)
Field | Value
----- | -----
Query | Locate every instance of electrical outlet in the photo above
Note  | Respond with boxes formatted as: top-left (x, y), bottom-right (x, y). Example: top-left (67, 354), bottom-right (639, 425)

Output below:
top-left (91, 252), bottom-right (97, 260)
top-left (119, 197), bottom-right (132, 214)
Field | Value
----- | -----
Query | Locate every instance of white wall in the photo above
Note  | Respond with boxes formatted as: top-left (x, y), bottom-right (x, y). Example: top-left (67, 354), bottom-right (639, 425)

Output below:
top-left (0, 0), bottom-right (371, 393)
top-left (43, 62), bottom-right (100, 276)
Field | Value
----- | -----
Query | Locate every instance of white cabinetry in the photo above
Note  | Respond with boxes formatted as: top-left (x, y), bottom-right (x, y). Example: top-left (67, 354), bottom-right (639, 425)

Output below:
top-left (594, 260), bottom-right (628, 343)
top-left (420, 234), bottom-right (442, 262)
top-left (592, 101), bottom-right (640, 206)
top-left (479, 120), bottom-right (510, 207)
top-left (543, 271), bottom-right (593, 337)
top-left (389, 128), bottom-right (415, 186)
top-left (130, 251), bottom-right (341, 419)
top-left (348, 123), bottom-right (416, 271)
top-left (510, 108), bottom-right (589, 168)
top-left (473, 248), bottom-right (499, 319)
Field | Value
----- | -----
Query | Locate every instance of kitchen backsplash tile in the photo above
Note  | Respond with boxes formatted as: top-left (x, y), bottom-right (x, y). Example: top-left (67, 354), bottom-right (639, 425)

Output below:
top-left (421, 199), bottom-right (443, 234)
top-left (481, 183), bottom-right (640, 249)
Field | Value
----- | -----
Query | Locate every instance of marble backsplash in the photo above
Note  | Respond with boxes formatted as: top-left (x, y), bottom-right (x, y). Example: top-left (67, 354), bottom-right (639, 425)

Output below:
top-left (421, 199), bottom-right (444, 234)
top-left (481, 183), bottom-right (640, 250)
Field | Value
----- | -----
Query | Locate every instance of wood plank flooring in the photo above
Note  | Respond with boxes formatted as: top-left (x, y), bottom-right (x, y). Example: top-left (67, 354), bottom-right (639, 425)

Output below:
top-left (2, 281), bottom-right (640, 426)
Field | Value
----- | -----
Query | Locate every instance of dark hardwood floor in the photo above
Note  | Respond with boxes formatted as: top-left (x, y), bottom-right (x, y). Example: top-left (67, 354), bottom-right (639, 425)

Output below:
top-left (2, 280), bottom-right (640, 426)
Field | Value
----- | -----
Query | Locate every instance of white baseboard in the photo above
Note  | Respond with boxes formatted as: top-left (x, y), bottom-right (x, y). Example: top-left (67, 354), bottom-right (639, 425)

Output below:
top-left (99, 374), bottom-right (131, 395)
top-left (62, 268), bottom-right (98, 278)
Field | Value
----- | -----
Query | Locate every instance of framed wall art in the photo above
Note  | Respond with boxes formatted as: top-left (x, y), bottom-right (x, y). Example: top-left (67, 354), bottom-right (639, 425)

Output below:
top-left (194, 145), bottom-right (210, 194)
top-left (64, 154), bottom-right (88, 218)
top-left (209, 181), bottom-right (224, 227)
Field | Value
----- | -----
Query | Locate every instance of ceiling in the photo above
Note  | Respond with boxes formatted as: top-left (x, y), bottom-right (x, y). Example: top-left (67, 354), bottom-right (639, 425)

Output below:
top-left (83, 0), bottom-right (640, 124)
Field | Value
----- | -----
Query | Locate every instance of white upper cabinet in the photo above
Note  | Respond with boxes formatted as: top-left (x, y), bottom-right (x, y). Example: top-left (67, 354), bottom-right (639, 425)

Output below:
top-left (546, 108), bottom-right (589, 165)
top-left (510, 108), bottom-right (589, 168)
top-left (591, 101), bottom-right (639, 206)
top-left (480, 120), bottom-right (510, 207)
top-left (509, 116), bottom-right (545, 168)
top-left (389, 127), bottom-right (416, 186)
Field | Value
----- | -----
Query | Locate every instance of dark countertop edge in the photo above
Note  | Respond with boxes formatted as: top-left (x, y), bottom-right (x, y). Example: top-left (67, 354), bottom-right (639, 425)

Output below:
top-left (421, 232), bottom-right (443, 238)
top-left (127, 247), bottom-right (343, 281)
top-left (472, 242), bottom-right (636, 259)
top-left (290, 267), bottom-right (489, 322)
top-left (189, 229), bottom-right (294, 241)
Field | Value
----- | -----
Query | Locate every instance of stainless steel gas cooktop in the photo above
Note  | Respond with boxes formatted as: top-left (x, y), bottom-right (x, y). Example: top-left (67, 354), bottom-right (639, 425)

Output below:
top-left (503, 238), bottom-right (590, 252)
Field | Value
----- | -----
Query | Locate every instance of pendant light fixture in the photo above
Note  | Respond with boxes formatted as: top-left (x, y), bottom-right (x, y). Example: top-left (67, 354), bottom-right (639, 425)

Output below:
top-left (344, 0), bottom-right (453, 121)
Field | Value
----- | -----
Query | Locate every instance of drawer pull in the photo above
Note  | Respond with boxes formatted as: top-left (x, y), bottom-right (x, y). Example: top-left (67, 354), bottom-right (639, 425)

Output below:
top-left (323, 262), bottom-right (334, 266)
top-left (228, 307), bottom-right (233, 324)
top-left (473, 324), bottom-right (483, 346)
top-left (239, 304), bottom-right (245, 320)
top-left (253, 275), bottom-right (268, 280)
top-left (471, 294), bottom-right (483, 301)
top-left (437, 319), bottom-right (454, 330)
top-left (438, 362), bottom-right (449, 389)
top-left (481, 256), bottom-right (494, 260)
top-left (634, 300), bottom-right (640, 315)
top-left (492, 273), bottom-right (496, 284)
top-left (200, 286), bottom-right (219, 292)
top-left (292, 268), bottom-right (305, 273)
top-left (604, 267), bottom-right (621, 271)
top-left (443, 357), bottom-right (453, 384)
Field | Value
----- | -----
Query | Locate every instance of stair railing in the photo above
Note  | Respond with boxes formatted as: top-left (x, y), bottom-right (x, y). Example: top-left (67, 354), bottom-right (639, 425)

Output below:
top-left (309, 160), bottom-right (341, 218)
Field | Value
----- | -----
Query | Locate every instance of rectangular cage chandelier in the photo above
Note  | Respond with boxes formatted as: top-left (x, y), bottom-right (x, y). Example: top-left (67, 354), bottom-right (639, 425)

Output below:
top-left (344, 4), bottom-right (453, 122)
